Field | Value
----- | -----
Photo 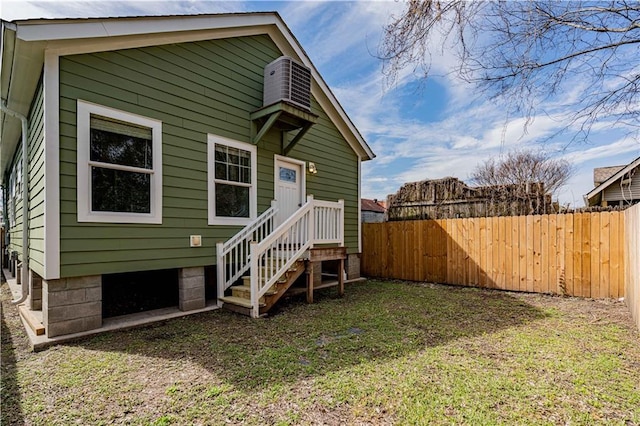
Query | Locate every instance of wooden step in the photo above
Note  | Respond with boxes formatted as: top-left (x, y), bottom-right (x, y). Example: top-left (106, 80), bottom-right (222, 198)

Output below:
top-left (258, 265), bottom-right (298, 276)
top-left (230, 285), bottom-right (275, 303)
top-left (222, 259), bottom-right (307, 317)
top-left (219, 296), bottom-right (265, 309)
top-left (231, 285), bottom-right (252, 300)
top-left (241, 275), bottom-right (287, 289)
top-left (18, 305), bottom-right (45, 336)
top-left (233, 284), bottom-right (277, 297)
top-left (242, 263), bottom-right (302, 284)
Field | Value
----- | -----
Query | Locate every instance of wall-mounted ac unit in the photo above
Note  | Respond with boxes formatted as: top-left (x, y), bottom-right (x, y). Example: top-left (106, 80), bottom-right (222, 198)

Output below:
top-left (263, 56), bottom-right (311, 111)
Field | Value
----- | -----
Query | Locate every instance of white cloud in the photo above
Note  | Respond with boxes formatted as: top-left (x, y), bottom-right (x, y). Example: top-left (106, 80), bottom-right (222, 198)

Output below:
top-left (0, 0), bottom-right (244, 20)
top-left (562, 137), bottom-right (640, 165)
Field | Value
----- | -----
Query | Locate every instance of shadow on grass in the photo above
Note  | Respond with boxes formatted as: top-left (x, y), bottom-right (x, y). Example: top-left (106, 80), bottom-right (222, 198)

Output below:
top-left (1, 296), bottom-right (25, 425)
top-left (70, 280), bottom-right (548, 391)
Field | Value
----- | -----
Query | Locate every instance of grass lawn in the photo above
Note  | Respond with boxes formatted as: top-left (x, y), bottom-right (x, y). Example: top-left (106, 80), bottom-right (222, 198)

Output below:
top-left (2, 279), bottom-right (639, 425)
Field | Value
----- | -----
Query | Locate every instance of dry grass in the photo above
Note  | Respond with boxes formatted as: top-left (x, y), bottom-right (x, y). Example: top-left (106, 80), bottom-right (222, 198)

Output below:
top-left (2, 279), bottom-right (639, 425)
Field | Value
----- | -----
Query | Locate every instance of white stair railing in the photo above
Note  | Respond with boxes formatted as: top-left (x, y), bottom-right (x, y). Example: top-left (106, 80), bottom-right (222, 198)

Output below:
top-left (216, 201), bottom-right (278, 304)
top-left (248, 195), bottom-right (344, 317)
top-left (313, 199), bottom-right (344, 245)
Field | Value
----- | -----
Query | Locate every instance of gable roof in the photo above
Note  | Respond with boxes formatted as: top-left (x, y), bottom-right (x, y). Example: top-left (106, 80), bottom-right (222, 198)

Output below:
top-left (585, 155), bottom-right (640, 205)
top-left (593, 165), bottom-right (625, 186)
top-left (1, 12), bottom-right (374, 174)
top-left (361, 198), bottom-right (386, 213)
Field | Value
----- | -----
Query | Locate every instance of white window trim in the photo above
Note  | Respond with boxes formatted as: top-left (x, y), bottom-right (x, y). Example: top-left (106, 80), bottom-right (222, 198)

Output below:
top-left (207, 134), bottom-right (257, 226)
top-left (76, 99), bottom-right (163, 224)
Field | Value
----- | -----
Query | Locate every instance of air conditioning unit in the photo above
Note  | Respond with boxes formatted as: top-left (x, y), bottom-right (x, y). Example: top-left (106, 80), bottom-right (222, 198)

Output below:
top-left (263, 56), bottom-right (311, 111)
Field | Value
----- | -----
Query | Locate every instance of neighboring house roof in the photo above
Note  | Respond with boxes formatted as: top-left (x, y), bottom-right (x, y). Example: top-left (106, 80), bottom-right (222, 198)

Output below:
top-left (0, 12), bottom-right (375, 175)
top-left (361, 198), bottom-right (386, 213)
top-left (593, 165), bottom-right (625, 186)
top-left (585, 156), bottom-right (640, 205)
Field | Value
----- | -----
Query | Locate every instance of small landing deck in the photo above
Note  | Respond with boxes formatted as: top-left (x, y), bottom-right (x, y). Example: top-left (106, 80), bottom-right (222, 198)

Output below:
top-left (308, 247), bottom-right (346, 262)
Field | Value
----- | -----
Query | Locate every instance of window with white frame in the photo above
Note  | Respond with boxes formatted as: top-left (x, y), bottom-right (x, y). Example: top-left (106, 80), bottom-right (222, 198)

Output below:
top-left (77, 100), bottom-right (162, 223)
top-left (207, 135), bottom-right (256, 225)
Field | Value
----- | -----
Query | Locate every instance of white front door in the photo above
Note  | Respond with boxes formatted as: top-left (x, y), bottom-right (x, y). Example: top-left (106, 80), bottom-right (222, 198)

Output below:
top-left (274, 156), bottom-right (305, 226)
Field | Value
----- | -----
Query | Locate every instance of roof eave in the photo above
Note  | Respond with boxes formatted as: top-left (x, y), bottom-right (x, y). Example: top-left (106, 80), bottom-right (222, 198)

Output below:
top-left (584, 155), bottom-right (640, 202)
top-left (12, 12), bottom-right (280, 42)
top-left (1, 21), bottom-right (45, 176)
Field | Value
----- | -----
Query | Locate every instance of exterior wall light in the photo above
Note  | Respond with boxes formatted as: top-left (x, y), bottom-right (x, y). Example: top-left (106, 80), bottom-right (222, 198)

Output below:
top-left (308, 162), bottom-right (318, 174)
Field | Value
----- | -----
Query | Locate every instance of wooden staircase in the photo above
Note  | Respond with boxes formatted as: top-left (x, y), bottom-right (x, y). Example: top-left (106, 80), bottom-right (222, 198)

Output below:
top-left (216, 196), bottom-right (345, 318)
top-left (219, 259), bottom-right (307, 316)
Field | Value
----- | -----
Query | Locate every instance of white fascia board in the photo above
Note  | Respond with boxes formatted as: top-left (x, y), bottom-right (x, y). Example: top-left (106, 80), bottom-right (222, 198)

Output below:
top-left (15, 13), bottom-right (278, 41)
top-left (1, 22), bottom-right (17, 101)
top-left (585, 156), bottom-right (640, 202)
top-left (44, 25), bottom-right (272, 58)
top-left (1, 36), bottom-right (45, 179)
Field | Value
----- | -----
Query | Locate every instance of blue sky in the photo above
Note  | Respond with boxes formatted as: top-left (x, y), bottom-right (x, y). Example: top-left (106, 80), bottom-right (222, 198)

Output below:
top-left (2, 0), bottom-right (638, 207)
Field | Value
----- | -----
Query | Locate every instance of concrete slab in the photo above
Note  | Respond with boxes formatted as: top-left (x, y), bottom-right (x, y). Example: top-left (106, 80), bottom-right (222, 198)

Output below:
top-left (4, 268), bottom-right (23, 301)
top-left (25, 302), bottom-right (220, 352)
top-left (3, 267), bottom-right (220, 351)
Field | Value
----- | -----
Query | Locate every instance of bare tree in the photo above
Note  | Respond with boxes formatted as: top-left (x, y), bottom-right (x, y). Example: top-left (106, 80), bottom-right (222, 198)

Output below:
top-left (471, 149), bottom-right (573, 197)
top-left (380, 1), bottom-right (640, 140)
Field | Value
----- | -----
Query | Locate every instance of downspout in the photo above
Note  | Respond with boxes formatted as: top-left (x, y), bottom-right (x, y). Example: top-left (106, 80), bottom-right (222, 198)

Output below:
top-left (1, 101), bottom-right (30, 304)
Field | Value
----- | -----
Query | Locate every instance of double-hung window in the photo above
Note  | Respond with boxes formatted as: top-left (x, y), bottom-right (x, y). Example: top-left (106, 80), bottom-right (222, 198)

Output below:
top-left (77, 100), bottom-right (162, 223)
top-left (207, 135), bottom-right (256, 225)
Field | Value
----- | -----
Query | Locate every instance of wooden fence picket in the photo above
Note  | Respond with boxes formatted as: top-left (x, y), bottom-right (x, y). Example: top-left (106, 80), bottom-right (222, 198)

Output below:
top-left (362, 211), bottom-right (627, 299)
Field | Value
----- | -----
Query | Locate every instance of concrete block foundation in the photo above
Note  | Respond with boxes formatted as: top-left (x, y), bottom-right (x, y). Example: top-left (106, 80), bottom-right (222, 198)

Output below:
top-left (346, 253), bottom-right (361, 280)
top-left (179, 267), bottom-right (206, 311)
top-left (28, 270), bottom-right (43, 310)
top-left (43, 275), bottom-right (102, 337)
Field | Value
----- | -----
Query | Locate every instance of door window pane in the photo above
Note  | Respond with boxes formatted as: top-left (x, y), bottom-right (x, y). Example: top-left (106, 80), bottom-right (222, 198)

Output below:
top-left (279, 167), bottom-right (296, 183)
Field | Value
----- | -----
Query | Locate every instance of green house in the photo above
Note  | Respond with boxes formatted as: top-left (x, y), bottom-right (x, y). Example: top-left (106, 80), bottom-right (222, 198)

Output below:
top-left (0, 12), bottom-right (374, 340)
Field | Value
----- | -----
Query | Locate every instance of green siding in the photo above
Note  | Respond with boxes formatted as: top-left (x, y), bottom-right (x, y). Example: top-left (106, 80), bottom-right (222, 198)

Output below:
top-left (59, 35), bottom-right (360, 278)
top-left (28, 82), bottom-right (46, 277)
top-left (6, 79), bottom-right (45, 277)
top-left (7, 148), bottom-right (23, 261)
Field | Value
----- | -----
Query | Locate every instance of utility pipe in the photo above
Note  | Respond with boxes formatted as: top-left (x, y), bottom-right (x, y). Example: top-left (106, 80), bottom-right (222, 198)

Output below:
top-left (1, 101), bottom-right (30, 305)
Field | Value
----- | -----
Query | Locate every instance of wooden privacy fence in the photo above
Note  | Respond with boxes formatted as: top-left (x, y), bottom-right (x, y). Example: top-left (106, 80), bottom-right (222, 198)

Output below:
top-left (362, 212), bottom-right (626, 299)
top-left (624, 204), bottom-right (640, 330)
